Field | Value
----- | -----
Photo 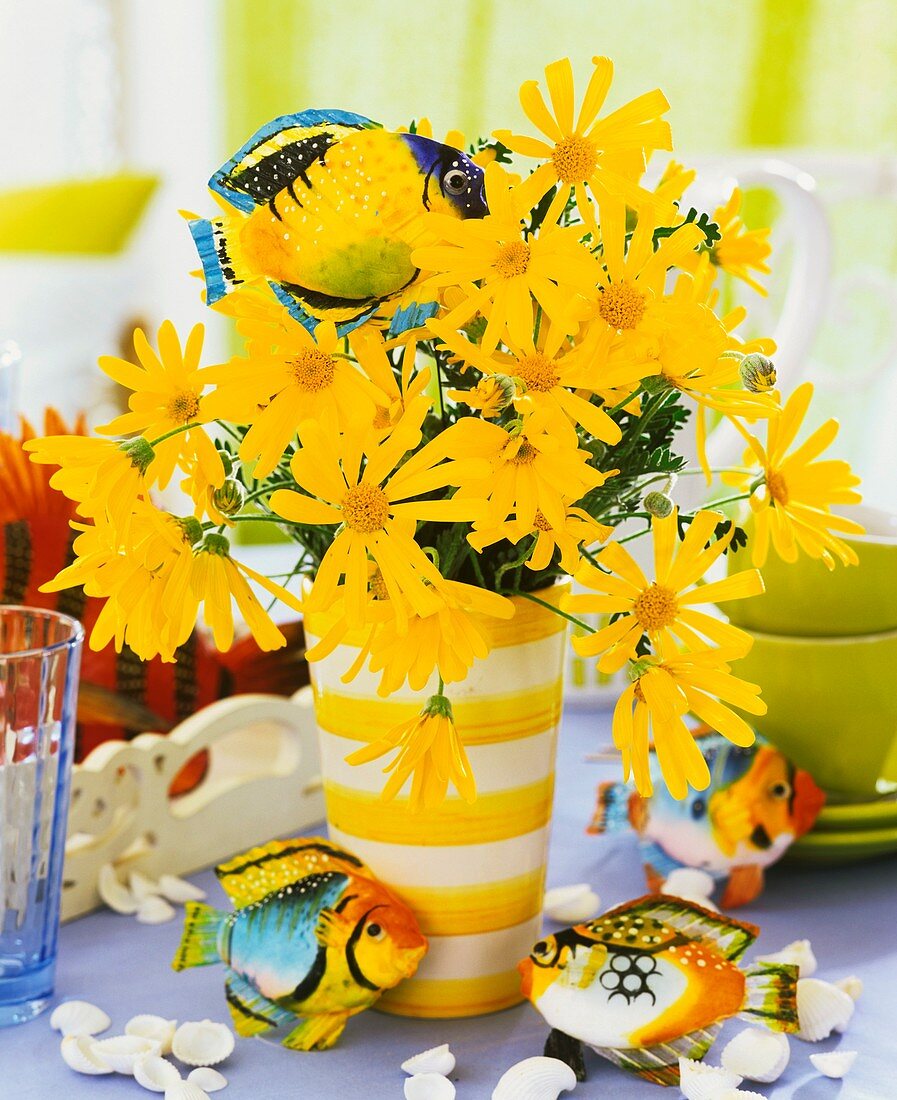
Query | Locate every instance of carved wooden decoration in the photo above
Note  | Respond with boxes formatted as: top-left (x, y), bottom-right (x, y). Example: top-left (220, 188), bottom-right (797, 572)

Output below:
top-left (62, 687), bottom-right (324, 921)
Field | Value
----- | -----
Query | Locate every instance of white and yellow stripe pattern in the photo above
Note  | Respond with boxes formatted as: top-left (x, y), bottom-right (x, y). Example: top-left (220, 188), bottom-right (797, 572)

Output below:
top-left (306, 586), bottom-right (567, 1018)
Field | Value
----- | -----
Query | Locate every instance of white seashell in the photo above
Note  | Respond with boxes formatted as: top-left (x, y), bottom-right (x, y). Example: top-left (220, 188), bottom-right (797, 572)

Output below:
top-left (796, 978), bottom-right (855, 1041)
top-left (98, 862), bottom-right (139, 914)
top-left (60, 1034), bottom-right (114, 1075)
top-left (187, 1067), bottom-right (228, 1092)
top-left (404, 1074), bottom-right (456, 1100)
top-left (544, 883), bottom-right (601, 923)
top-left (136, 895), bottom-right (178, 924)
top-left (165, 1083), bottom-right (211, 1100)
top-left (662, 868), bottom-right (715, 900)
top-left (93, 1034), bottom-right (162, 1074)
top-left (491, 1056), bottom-right (577, 1100)
top-left (720, 1028), bottom-right (790, 1083)
top-left (50, 999), bottom-right (111, 1037)
top-left (835, 975), bottom-right (863, 1002)
top-left (130, 870), bottom-right (162, 901)
top-left (172, 1020), bottom-right (235, 1067)
top-left (127, 1014), bottom-right (178, 1054)
top-left (757, 938), bottom-right (817, 977)
top-left (678, 1056), bottom-right (742, 1100)
top-left (809, 1050), bottom-right (857, 1078)
top-left (158, 873), bottom-right (207, 904)
top-left (134, 1054), bottom-right (182, 1092)
top-left (401, 1044), bottom-right (456, 1076)
top-left (712, 1091), bottom-right (767, 1100)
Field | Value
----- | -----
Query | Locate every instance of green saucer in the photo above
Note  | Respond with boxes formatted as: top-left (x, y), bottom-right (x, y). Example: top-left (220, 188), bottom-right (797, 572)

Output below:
top-left (786, 823), bottom-right (897, 865)
top-left (812, 793), bottom-right (897, 832)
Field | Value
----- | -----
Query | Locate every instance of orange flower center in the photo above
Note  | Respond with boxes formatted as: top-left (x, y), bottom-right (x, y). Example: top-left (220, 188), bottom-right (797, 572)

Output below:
top-left (551, 134), bottom-right (598, 184)
top-left (534, 509), bottom-right (553, 532)
top-left (494, 240), bottom-right (531, 278)
top-left (341, 483), bottom-right (390, 533)
top-left (516, 353), bottom-right (560, 393)
top-left (634, 583), bottom-right (679, 631)
top-left (288, 348), bottom-right (335, 391)
top-left (766, 469), bottom-right (789, 505)
top-left (166, 390), bottom-right (201, 424)
top-left (598, 282), bottom-right (647, 331)
top-left (372, 405), bottom-right (392, 430)
top-left (511, 439), bottom-right (539, 465)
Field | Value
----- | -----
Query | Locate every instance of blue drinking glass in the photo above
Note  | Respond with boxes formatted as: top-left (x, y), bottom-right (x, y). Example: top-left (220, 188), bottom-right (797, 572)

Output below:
top-left (0, 607), bottom-right (83, 1025)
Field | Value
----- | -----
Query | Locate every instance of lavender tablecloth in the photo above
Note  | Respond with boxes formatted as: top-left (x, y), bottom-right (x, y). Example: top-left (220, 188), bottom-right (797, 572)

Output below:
top-left (4, 708), bottom-right (893, 1099)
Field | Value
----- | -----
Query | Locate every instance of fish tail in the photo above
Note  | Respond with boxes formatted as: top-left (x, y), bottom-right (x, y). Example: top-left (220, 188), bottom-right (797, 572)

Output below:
top-left (587, 781), bottom-right (633, 835)
top-left (741, 961), bottom-right (800, 1032)
top-left (187, 215), bottom-right (248, 305)
top-left (171, 902), bottom-right (226, 971)
top-left (594, 1022), bottom-right (722, 1084)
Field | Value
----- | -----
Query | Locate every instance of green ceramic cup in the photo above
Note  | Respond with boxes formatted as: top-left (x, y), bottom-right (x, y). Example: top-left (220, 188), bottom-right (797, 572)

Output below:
top-left (736, 626), bottom-right (897, 799)
top-left (727, 505), bottom-right (897, 637)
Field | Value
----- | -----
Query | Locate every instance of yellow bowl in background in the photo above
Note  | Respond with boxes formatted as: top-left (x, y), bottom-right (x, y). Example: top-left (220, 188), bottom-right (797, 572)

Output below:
top-left (727, 505), bottom-right (897, 637)
top-left (737, 625), bottom-right (897, 799)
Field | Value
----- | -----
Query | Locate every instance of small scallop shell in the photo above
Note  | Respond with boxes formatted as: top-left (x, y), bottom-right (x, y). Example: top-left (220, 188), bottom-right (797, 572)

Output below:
top-left (127, 1014), bottom-right (178, 1054)
top-left (404, 1074), bottom-right (455, 1100)
top-left (491, 1056), bottom-right (577, 1100)
top-left (60, 1034), bottom-right (114, 1075)
top-left (134, 1054), bottom-right (182, 1092)
top-left (187, 1067), bottom-right (228, 1092)
top-left (809, 1050), bottom-right (857, 1079)
top-left (835, 975), bottom-right (863, 1002)
top-left (165, 1083), bottom-right (211, 1100)
top-left (93, 1034), bottom-right (162, 1074)
top-left (401, 1044), bottom-right (456, 1076)
top-left (662, 868), bottom-right (716, 900)
top-left (98, 863), bottom-right (139, 914)
top-left (678, 1056), bottom-right (742, 1100)
top-left (50, 999), bottom-right (111, 1037)
top-left (136, 895), bottom-right (177, 924)
top-left (130, 870), bottom-right (162, 901)
top-left (544, 883), bottom-right (601, 923)
top-left (158, 874), bottom-right (207, 904)
top-left (172, 1020), bottom-right (235, 1067)
top-left (757, 938), bottom-right (817, 977)
top-left (796, 978), bottom-right (855, 1041)
top-left (720, 1028), bottom-right (790, 1083)
top-left (713, 1091), bottom-right (767, 1100)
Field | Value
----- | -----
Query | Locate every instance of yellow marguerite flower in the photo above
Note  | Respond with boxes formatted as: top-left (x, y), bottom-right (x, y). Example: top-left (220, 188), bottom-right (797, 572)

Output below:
top-left (411, 162), bottom-right (600, 353)
top-left (709, 187), bottom-right (772, 295)
top-left (96, 321), bottom-right (224, 492)
top-left (493, 55), bottom-right (673, 227)
top-left (613, 650), bottom-right (765, 799)
top-left (471, 503), bottom-right (611, 573)
top-left (347, 325), bottom-right (431, 436)
top-left (447, 374), bottom-right (516, 418)
top-left (729, 382), bottom-right (864, 569)
top-left (565, 509), bottom-right (764, 672)
top-left (345, 693), bottom-right (476, 811)
top-left (269, 404), bottom-right (485, 627)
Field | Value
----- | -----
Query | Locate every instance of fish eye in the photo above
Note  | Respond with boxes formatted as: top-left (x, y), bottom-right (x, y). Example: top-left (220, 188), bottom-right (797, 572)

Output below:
top-left (691, 798), bottom-right (706, 819)
top-left (443, 168), bottom-right (469, 195)
top-left (769, 781), bottom-right (792, 800)
top-left (366, 922), bottom-right (385, 941)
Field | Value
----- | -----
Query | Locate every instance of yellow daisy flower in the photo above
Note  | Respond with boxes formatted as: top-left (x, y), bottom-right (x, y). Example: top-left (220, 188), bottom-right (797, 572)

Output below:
top-left (447, 374), bottom-right (516, 419)
top-left (728, 382), bottom-right (864, 569)
top-left (613, 650), bottom-right (765, 799)
top-left (564, 509), bottom-right (764, 673)
top-left (96, 321), bottom-right (224, 492)
top-left (411, 162), bottom-right (601, 353)
top-left (470, 503), bottom-right (611, 574)
top-left (709, 187), bottom-right (772, 295)
top-left (347, 325), bottom-right (431, 436)
top-left (345, 692), bottom-right (476, 811)
top-left (493, 55), bottom-right (673, 228)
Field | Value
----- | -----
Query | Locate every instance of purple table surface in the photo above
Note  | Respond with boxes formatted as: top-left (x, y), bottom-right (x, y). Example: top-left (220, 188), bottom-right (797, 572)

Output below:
top-left (3, 707), bottom-right (894, 1100)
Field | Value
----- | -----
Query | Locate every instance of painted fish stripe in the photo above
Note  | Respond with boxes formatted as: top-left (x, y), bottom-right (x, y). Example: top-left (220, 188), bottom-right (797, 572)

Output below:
top-left (291, 943), bottom-right (328, 1003)
top-left (226, 987), bottom-right (275, 1027)
top-left (344, 906), bottom-right (385, 993)
top-left (216, 840), bottom-right (364, 882)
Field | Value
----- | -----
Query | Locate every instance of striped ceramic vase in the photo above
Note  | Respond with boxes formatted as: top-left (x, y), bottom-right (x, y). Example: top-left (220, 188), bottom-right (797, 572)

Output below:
top-left (304, 584), bottom-right (567, 1018)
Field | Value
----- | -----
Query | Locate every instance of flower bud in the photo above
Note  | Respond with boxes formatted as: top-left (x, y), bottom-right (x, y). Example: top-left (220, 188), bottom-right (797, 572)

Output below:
top-left (211, 478), bottom-right (246, 517)
top-left (740, 352), bottom-right (776, 393)
top-left (178, 516), bottom-right (204, 545)
top-left (644, 490), bottom-right (674, 518)
top-left (119, 436), bottom-right (155, 473)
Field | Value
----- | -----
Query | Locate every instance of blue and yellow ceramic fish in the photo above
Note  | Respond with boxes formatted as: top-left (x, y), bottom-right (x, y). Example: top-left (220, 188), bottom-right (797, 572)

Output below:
top-left (520, 895), bottom-right (799, 1086)
top-left (590, 730), bottom-right (825, 907)
top-left (188, 110), bottom-right (488, 336)
top-left (171, 837), bottom-right (427, 1051)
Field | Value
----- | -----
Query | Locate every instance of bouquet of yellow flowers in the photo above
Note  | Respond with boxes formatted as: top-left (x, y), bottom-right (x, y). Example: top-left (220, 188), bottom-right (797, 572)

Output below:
top-left (27, 56), bottom-right (863, 806)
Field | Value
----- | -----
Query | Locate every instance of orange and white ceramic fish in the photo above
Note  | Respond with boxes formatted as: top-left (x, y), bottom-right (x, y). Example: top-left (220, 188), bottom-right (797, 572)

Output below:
top-left (519, 895), bottom-right (798, 1086)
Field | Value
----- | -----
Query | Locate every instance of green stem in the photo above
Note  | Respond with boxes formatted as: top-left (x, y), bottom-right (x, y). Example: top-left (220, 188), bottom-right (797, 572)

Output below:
top-left (243, 481), bottom-right (293, 504)
top-left (512, 590), bottom-right (594, 635)
top-left (708, 492), bottom-right (751, 510)
top-left (149, 421), bottom-right (202, 447)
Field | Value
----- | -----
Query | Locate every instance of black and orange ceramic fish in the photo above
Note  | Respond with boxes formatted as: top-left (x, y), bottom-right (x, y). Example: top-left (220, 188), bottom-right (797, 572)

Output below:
top-left (0, 410), bottom-right (308, 793)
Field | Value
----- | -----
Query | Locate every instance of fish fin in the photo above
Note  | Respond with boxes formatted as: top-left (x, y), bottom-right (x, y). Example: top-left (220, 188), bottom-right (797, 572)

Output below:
top-left (741, 961), bottom-right (800, 1032)
top-left (593, 1021), bottom-right (722, 1085)
top-left (171, 902), bottom-right (226, 971)
top-left (315, 907), bottom-right (350, 950)
top-left (587, 780), bottom-right (633, 835)
top-left (210, 110), bottom-right (380, 213)
top-left (386, 299), bottom-right (439, 336)
top-left (76, 681), bottom-right (173, 732)
top-left (215, 838), bottom-right (364, 908)
top-left (544, 1029), bottom-right (587, 1082)
top-left (721, 864), bottom-right (765, 908)
top-left (187, 215), bottom-right (254, 306)
top-left (595, 895), bottom-right (758, 961)
top-left (792, 766), bottom-right (827, 836)
top-left (268, 281), bottom-right (379, 337)
top-left (224, 969), bottom-right (296, 1037)
top-left (281, 1011), bottom-right (349, 1052)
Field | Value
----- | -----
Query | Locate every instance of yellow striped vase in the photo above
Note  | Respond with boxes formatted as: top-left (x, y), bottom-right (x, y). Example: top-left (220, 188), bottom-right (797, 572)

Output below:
top-left (304, 585), bottom-right (567, 1018)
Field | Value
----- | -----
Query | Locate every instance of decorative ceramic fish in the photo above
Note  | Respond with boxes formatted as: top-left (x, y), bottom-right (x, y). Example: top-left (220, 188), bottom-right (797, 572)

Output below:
top-left (188, 109), bottom-right (488, 336)
top-left (519, 895), bottom-right (799, 1086)
top-left (172, 837), bottom-right (427, 1051)
top-left (590, 731), bottom-right (825, 907)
